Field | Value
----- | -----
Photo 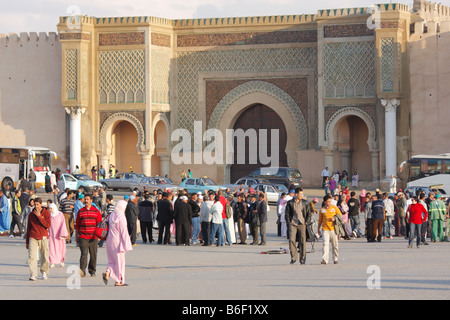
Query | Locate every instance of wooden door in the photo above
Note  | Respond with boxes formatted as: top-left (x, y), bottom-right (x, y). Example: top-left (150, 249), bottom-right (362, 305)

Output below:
top-left (230, 104), bottom-right (287, 183)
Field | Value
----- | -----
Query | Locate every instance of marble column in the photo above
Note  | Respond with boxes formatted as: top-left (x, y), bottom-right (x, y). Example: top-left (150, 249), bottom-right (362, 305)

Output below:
top-left (140, 153), bottom-right (152, 177)
top-left (323, 148), bottom-right (335, 174)
top-left (371, 150), bottom-right (380, 181)
top-left (160, 154), bottom-right (170, 177)
top-left (381, 99), bottom-right (400, 178)
top-left (65, 107), bottom-right (85, 173)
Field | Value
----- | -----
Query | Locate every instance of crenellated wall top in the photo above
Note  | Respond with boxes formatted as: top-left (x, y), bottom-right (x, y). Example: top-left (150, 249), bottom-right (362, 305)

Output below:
top-left (0, 32), bottom-right (59, 44)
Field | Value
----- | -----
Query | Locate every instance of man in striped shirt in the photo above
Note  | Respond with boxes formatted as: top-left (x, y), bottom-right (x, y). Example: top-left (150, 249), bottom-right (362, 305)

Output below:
top-left (60, 190), bottom-right (75, 243)
top-left (75, 194), bottom-right (102, 277)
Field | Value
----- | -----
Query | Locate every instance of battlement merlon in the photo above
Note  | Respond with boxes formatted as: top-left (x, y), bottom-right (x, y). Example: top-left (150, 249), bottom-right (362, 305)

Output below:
top-left (413, 0), bottom-right (450, 22)
top-left (0, 32), bottom-right (58, 45)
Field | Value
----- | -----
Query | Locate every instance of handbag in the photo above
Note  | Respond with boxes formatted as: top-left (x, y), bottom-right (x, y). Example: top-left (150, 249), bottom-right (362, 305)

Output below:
top-left (95, 217), bottom-right (109, 241)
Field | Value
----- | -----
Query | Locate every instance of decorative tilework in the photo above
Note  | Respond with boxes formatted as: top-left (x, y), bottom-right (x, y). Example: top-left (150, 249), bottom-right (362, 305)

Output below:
top-left (151, 33), bottom-right (171, 47)
top-left (65, 49), bottom-right (78, 100)
top-left (323, 24), bottom-right (374, 38)
top-left (99, 32), bottom-right (145, 46)
top-left (380, 38), bottom-right (394, 92)
top-left (205, 78), bottom-right (309, 126)
top-left (60, 33), bottom-right (90, 41)
top-left (177, 30), bottom-right (317, 47)
top-left (98, 50), bottom-right (145, 103)
top-left (151, 50), bottom-right (171, 104)
top-left (323, 41), bottom-right (376, 98)
top-left (176, 47), bottom-right (318, 137)
top-left (208, 81), bottom-right (308, 149)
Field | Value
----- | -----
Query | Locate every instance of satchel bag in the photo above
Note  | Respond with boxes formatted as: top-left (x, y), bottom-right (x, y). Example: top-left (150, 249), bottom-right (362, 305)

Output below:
top-left (95, 217), bottom-right (109, 241)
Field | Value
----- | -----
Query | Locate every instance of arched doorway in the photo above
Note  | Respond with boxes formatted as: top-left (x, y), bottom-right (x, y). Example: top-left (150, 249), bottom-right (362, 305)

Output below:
top-left (110, 120), bottom-right (141, 173)
top-left (334, 115), bottom-right (372, 180)
top-left (151, 117), bottom-right (170, 177)
top-left (230, 104), bottom-right (288, 183)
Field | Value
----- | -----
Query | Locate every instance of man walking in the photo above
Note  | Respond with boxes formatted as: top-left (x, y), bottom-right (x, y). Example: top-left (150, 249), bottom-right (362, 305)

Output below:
top-left (9, 190), bottom-right (24, 238)
top-left (318, 194), bottom-right (342, 264)
top-left (59, 190), bottom-right (75, 243)
top-left (347, 191), bottom-right (361, 238)
top-left (285, 188), bottom-right (311, 265)
top-left (371, 194), bottom-right (385, 242)
top-left (75, 194), bottom-right (102, 277)
top-left (26, 197), bottom-right (51, 280)
top-left (382, 192), bottom-right (395, 239)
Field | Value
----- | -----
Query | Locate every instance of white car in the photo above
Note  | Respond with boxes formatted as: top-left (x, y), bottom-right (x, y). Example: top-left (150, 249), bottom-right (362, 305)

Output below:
top-left (252, 183), bottom-right (283, 203)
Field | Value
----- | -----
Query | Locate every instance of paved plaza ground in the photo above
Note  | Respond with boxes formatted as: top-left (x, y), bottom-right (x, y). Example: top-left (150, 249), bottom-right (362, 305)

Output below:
top-left (1, 188), bottom-right (449, 302)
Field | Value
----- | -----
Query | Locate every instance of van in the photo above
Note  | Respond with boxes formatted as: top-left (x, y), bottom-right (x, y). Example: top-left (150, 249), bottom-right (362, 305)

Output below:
top-left (247, 167), bottom-right (302, 188)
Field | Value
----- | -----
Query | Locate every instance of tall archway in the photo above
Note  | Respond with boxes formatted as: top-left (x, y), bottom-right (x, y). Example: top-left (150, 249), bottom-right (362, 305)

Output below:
top-left (98, 112), bottom-right (146, 174)
top-left (208, 81), bottom-right (308, 183)
top-left (151, 114), bottom-right (170, 177)
top-left (230, 104), bottom-right (288, 183)
top-left (334, 115), bottom-right (372, 180)
top-left (110, 120), bottom-right (141, 173)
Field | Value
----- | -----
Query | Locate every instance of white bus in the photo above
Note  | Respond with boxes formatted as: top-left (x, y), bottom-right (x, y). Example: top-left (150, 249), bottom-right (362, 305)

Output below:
top-left (398, 153), bottom-right (450, 194)
top-left (0, 146), bottom-right (57, 191)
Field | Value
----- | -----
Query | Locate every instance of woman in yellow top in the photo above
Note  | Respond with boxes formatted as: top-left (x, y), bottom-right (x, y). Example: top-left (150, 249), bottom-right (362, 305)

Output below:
top-left (318, 195), bottom-right (342, 265)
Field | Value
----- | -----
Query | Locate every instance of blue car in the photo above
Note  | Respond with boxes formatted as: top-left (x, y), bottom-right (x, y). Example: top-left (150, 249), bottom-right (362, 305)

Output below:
top-left (178, 177), bottom-right (223, 194)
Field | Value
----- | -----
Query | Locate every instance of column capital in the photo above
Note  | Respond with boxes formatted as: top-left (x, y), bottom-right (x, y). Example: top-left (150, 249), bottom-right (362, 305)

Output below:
top-left (65, 107), bottom-right (86, 120)
top-left (380, 98), bottom-right (400, 113)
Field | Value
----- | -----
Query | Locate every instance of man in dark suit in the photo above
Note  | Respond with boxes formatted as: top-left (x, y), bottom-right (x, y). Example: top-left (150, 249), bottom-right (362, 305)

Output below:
top-left (174, 195), bottom-right (193, 246)
top-left (257, 193), bottom-right (268, 246)
top-left (156, 192), bottom-right (174, 245)
top-left (285, 187), bottom-right (311, 265)
top-left (138, 194), bottom-right (154, 243)
top-left (125, 195), bottom-right (139, 246)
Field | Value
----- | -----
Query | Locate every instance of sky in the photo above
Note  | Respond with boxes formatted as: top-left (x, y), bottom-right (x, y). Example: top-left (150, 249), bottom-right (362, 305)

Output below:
top-left (0, 0), bottom-right (447, 34)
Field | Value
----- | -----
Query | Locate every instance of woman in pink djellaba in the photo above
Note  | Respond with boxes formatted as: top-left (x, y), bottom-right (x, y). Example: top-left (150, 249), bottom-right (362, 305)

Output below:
top-left (48, 203), bottom-right (68, 268)
top-left (102, 200), bottom-right (133, 286)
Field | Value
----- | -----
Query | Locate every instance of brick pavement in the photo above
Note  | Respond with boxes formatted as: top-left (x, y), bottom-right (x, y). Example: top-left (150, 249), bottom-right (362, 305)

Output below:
top-left (1, 188), bottom-right (449, 301)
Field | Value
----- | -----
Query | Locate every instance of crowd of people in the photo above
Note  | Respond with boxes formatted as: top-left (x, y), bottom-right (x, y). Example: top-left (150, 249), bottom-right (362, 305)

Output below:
top-left (1, 168), bottom-right (449, 284)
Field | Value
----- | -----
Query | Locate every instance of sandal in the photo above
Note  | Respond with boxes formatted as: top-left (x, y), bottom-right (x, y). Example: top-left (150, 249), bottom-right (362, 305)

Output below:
top-left (114, 283), bottom-right (128, 287)
top-left (102, 272), bottom-right (109, 285)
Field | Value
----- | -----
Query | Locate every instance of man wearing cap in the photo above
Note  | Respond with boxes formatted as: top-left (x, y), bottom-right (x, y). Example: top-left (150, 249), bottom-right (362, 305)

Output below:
top-left (125, 194), bottom-right (139, 246)
top-left (429, 194), bottom-right (448, 242)
top-left (74, 193), bottom-right (85, 223)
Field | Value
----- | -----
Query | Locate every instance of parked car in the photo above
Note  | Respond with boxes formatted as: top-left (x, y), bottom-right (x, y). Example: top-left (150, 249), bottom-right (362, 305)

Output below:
top-left (404, 185), bottom-right (447, 198)
top-left (130, 176), bottom-right (181, 194)
top-left (179, 177), bottom-right (223, 194)
top-left (252, 183), bottom-right (283, 203)
top-left (247, 167), bottom-right (302, 188)
top-left (60, 173), bottom-right (103, 192)
top-left (100, 172), bottom-right (146, 190)
top-left (221, 177), bottom-right (271, 193)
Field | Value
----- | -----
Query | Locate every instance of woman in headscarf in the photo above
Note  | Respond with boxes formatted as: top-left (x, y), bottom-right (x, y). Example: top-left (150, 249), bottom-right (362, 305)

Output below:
top-left (48, 203), bottom-right (68, 268)
top-left (102, 200), bottom-right (133, 286)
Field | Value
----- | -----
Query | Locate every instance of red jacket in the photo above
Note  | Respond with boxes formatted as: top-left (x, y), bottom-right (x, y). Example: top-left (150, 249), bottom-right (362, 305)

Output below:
top-left (407, 203), bottom-right (428, 224)
top-left (26, 207), bottom-right (51, 246)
